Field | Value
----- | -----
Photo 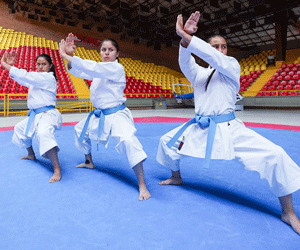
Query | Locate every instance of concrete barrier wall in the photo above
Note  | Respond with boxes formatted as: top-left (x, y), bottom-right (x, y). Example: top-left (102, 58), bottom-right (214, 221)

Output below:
top-left (238, 97), bottom-right (300, 107)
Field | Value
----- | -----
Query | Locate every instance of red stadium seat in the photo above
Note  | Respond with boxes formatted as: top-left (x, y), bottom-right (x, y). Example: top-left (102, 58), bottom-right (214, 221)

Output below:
top-left (293, 85), bottom-right (300, 90)
top-left (289, 91), bottom-right (297, 96)
top-left (265, 81), bottom-right (272, 86)
top-left (269, 85), bottom-right (276, 91)
top-left (289, 80), bottom-right (296, 85)
top-left (277, 85), bottom-right (284, 90)
top-left (292, 67), bottom-right (298, 72)
top-left (279, 91), bottom-right (288, 96)
top-left (280, 80), bottom-right (287, 86)
top-left (284, 67), bottom-right (291, 73)
top-left (285, 84), bottom-right (293, 90)
top-left (264, 92), bottom-right (271, 96)
top-left (0, 88), bottom-right (7, 93)
top-left (256, 92), bottom-right (263, 96)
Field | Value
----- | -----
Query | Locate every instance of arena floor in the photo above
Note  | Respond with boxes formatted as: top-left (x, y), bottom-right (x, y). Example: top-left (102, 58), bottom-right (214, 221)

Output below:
top-left (0, 108), bottom-right (300, 250)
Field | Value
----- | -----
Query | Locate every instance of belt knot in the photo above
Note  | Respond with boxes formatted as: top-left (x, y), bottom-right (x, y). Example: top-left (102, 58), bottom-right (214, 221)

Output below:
top-left (195, 115), bottom-right (210, 129)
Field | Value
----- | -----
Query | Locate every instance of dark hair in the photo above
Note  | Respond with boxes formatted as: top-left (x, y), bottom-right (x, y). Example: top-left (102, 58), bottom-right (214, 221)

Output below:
top-left (36, 54), bottom-right (57, 80)
top-left (100, 38), bottom-right (120, 52)
top-left (206, 35), bottom-right (226, 44)
top-left (100, 38), bottom-right (120, 62)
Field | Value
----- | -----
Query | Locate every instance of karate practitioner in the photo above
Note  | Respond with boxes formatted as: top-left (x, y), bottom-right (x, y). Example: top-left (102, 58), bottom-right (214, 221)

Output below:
top-left (156, 11), bottom-right (300, 234)
top-left (59, 34), bottom-right (151, 201)
top-left (1, 52), bottom-right (62, 183)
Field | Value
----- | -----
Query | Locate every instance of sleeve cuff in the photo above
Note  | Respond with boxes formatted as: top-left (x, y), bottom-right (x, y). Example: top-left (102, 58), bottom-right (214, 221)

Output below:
top-left (9, 66), bottom-right (19, 79)
top-left (71, 55), bottom-right (82, 69)
top-left (187, 36), bottom-right (209, 53)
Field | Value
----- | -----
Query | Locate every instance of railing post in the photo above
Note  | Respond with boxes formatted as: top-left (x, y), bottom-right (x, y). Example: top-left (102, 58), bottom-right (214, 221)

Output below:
top-left (6, 95), bottom-right (9, 116)
top-left (3, 94), bottom-right (6, 117)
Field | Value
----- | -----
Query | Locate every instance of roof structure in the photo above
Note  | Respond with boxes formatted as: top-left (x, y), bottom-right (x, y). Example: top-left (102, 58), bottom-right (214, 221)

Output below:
top-left (7, 0), bottom-right (300, 49)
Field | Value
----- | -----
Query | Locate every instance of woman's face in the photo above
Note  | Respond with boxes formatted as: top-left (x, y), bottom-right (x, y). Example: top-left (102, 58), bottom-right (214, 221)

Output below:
top-left (36, 57), bottom-right (52, 73)
top-left (100, 41), bottom-right (119, 62)
top-left (209, 36), bottom-right (228, 55)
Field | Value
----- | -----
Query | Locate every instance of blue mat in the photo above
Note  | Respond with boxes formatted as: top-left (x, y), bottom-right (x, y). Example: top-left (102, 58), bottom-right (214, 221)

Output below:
top-left (0, 123), bottom-right (300, 250)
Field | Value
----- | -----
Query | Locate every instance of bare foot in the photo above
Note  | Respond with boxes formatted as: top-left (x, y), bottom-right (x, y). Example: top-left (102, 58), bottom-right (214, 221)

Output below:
top-left (21, 154), bottom-right (36, 160)
top-left (75, 162), bottom-right (95, 169)
top-left (139, 186), bottom-right (151, 201)
top-left (49, 171), bottom-right (62, 183)
top-left (159, 176), bottom-right (183, 185)
top-left (281, 211), bottom-right (300, 235)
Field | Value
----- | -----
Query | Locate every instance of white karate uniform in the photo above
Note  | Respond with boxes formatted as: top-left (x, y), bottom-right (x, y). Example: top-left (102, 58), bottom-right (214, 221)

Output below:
top-left (157, 36), bottom-right (300, 197)
top-left (9, 67), bottom-right (62, 158)
top-left (69, 56), bottom-right (147, 168)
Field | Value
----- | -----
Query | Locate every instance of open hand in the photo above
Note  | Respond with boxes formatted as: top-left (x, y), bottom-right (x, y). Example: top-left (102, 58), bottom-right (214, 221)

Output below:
top-left (184, 11), bottom-right (200, 34)
top-left (1, 51), bottom-right (16, 71)
top-left (7, 51), bottom-right (17, 65)
top-left (1, 51), bottom-right (16, 66)
top-left (65, 33), bottom-right (77, 55)
top-left (176, 14), bottom-right (185, 38)
top-left (59, 39), bottom-right (67, 58)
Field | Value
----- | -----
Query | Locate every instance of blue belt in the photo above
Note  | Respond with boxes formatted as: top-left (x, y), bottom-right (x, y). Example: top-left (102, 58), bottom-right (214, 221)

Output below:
top-left (25, 105), bottom-right (55, 136)
top-left (78, 103), bottom-right (126, 143)
top-left (166, 112), bottom-right (236, 168)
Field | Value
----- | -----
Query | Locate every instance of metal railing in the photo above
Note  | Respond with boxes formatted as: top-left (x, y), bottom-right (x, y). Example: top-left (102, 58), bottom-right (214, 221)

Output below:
top-left (0, 92), bottom-right (175, 117)
top-left (1, 94), bottom-right (92, 117)
top-left (241, 90), bottom-right (300, 96)
top-left (172, 83), bottom-right (194, 95)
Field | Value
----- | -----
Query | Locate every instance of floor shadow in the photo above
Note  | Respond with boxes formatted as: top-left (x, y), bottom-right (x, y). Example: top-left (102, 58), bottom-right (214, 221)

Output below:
top-left (87, 163), bottom-right (138, 189)
top-left (181, 181), bottom-right (280, 219)
top-left (35, 158), bottom-right (62, 174)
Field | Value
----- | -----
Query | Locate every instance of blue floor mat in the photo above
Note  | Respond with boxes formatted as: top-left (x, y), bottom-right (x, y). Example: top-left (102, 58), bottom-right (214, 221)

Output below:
top-left (0, 123), bottom-right (300, 250)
